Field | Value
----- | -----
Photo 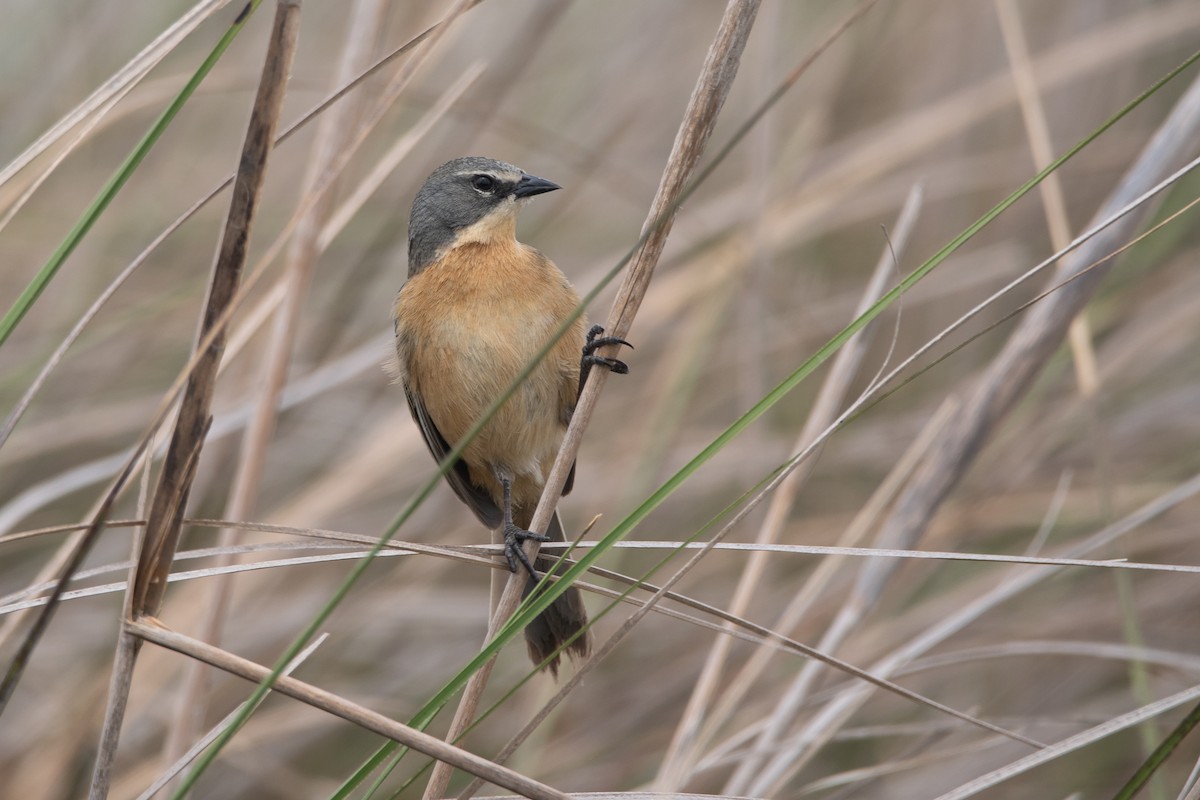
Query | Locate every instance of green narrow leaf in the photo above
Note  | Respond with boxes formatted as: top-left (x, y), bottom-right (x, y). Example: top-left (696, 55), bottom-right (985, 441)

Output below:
top-left (1112, 698), bottom-right (1200, 800)
top-left (0, 2), bottom-right (261, 348)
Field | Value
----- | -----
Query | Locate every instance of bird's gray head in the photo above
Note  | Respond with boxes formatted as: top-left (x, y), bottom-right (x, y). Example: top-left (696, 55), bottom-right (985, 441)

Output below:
top-left (407, 156), bottom-right (560, 276)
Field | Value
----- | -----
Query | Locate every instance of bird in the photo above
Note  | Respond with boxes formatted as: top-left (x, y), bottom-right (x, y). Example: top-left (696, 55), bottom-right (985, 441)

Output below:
top-left (392, 156), bottom-right (629, 675)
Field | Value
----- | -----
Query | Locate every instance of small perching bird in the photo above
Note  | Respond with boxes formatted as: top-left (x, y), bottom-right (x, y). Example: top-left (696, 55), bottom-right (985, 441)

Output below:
top-left (393, 156), bottom-right (629, 674)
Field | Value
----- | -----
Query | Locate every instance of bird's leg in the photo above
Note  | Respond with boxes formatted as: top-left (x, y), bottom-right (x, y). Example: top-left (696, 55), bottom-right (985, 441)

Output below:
top-left (501, 475), bottom-right (550, 580)
top-left (579, 324), bottom-right (632, 399)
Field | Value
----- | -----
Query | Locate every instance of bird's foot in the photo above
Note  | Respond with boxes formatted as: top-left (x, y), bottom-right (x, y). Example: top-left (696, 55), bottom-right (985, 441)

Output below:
top-left (504, 522), bottom-right (552, 579)
top-left (583, 324), bottom-right (632, 375)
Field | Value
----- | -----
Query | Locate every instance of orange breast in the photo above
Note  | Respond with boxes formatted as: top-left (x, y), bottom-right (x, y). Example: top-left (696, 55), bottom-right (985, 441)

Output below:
top-left (394, 240), bottom-right (584, 505)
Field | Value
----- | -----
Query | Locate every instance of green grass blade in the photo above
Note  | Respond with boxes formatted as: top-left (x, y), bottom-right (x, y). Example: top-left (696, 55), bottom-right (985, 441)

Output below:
top-left (0, 2), bottom-right (261, 349)
top-left (1112, 697), bottom-right (1200, 800)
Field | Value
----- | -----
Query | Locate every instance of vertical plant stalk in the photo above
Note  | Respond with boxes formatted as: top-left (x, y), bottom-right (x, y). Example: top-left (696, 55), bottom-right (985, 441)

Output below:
top-left (85, 4), bottom-right (301, 798)
top-left (132, 0), bottom-right (301, 617)
top-left (994, 0), bottom-right (1099, 397)
top-left (88, 443), bottom-right (159, 800)
top-left (92, 428), bottom-right (215, 786)
top-left (164, 0), bottom-right (384, 771)
top-left (422, 1), bottom-right (763, 797)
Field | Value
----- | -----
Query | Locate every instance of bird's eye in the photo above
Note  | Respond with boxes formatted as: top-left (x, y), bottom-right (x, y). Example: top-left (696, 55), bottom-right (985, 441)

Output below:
top-left (471, 174), bottom-right (496, 193)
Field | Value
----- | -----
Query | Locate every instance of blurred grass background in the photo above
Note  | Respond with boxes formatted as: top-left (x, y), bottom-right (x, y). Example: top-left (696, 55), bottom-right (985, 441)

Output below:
top-left (2, 0), bottom-right (1200, 797)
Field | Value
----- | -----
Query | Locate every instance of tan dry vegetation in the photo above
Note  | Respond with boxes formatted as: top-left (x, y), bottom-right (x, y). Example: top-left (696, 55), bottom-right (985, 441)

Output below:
top-left (2, 1), bottom-right (1200, 798)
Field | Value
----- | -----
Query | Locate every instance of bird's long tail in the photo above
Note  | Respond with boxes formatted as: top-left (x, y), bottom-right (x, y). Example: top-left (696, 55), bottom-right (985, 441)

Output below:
top-left (515, 508), bottom-right (591, 677)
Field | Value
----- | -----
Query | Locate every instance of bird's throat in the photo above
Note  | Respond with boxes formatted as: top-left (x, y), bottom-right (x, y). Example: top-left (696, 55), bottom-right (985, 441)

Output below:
top-left (451, 205), bottom-right (519, 249)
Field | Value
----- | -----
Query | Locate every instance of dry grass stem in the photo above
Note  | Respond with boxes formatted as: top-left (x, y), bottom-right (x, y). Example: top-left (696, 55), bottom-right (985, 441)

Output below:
top-left (692, 397), bottom-right (960, 758)
top-left (127, 618), bottom-right (570, 800)
top-left (857, 69), bottom-right (1200, 639)
top-left (995, 0), bottom-right (1100, 397)
top-left (132, 0), bottom-right (300, 621)
top-left (10, 532), bottom-right (1200, 624)
top-left (0, 0), bottom-right (233, 196)
top-left (930, 683), bottom-right (1200, 800)
top-left (138, 634), bottom-right (328, 800)
top-left (735, 458), bottom-right (1072, 795)
top-left (657, 183), bottom-right (924, 789)
top-left (742, 468), bottom-right (1200, 795)
top-left (574, 564), bottom-right (1042, 751)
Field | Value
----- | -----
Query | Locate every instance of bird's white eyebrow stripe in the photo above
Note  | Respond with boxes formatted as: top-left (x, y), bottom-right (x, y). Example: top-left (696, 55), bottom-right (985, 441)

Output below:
top-left (453, 169), bottom-right (521, 181)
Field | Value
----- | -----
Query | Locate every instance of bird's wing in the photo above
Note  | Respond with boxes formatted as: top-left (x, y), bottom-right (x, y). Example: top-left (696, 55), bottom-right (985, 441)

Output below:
top-left (404, 383), bottom-right (503, 529)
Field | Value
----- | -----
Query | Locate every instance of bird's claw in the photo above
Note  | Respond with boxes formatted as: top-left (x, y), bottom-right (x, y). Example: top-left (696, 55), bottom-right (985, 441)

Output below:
top-left (504, 522), bottom-right (551, 580)
top-left (583, 324), bottom-right (632, 375)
